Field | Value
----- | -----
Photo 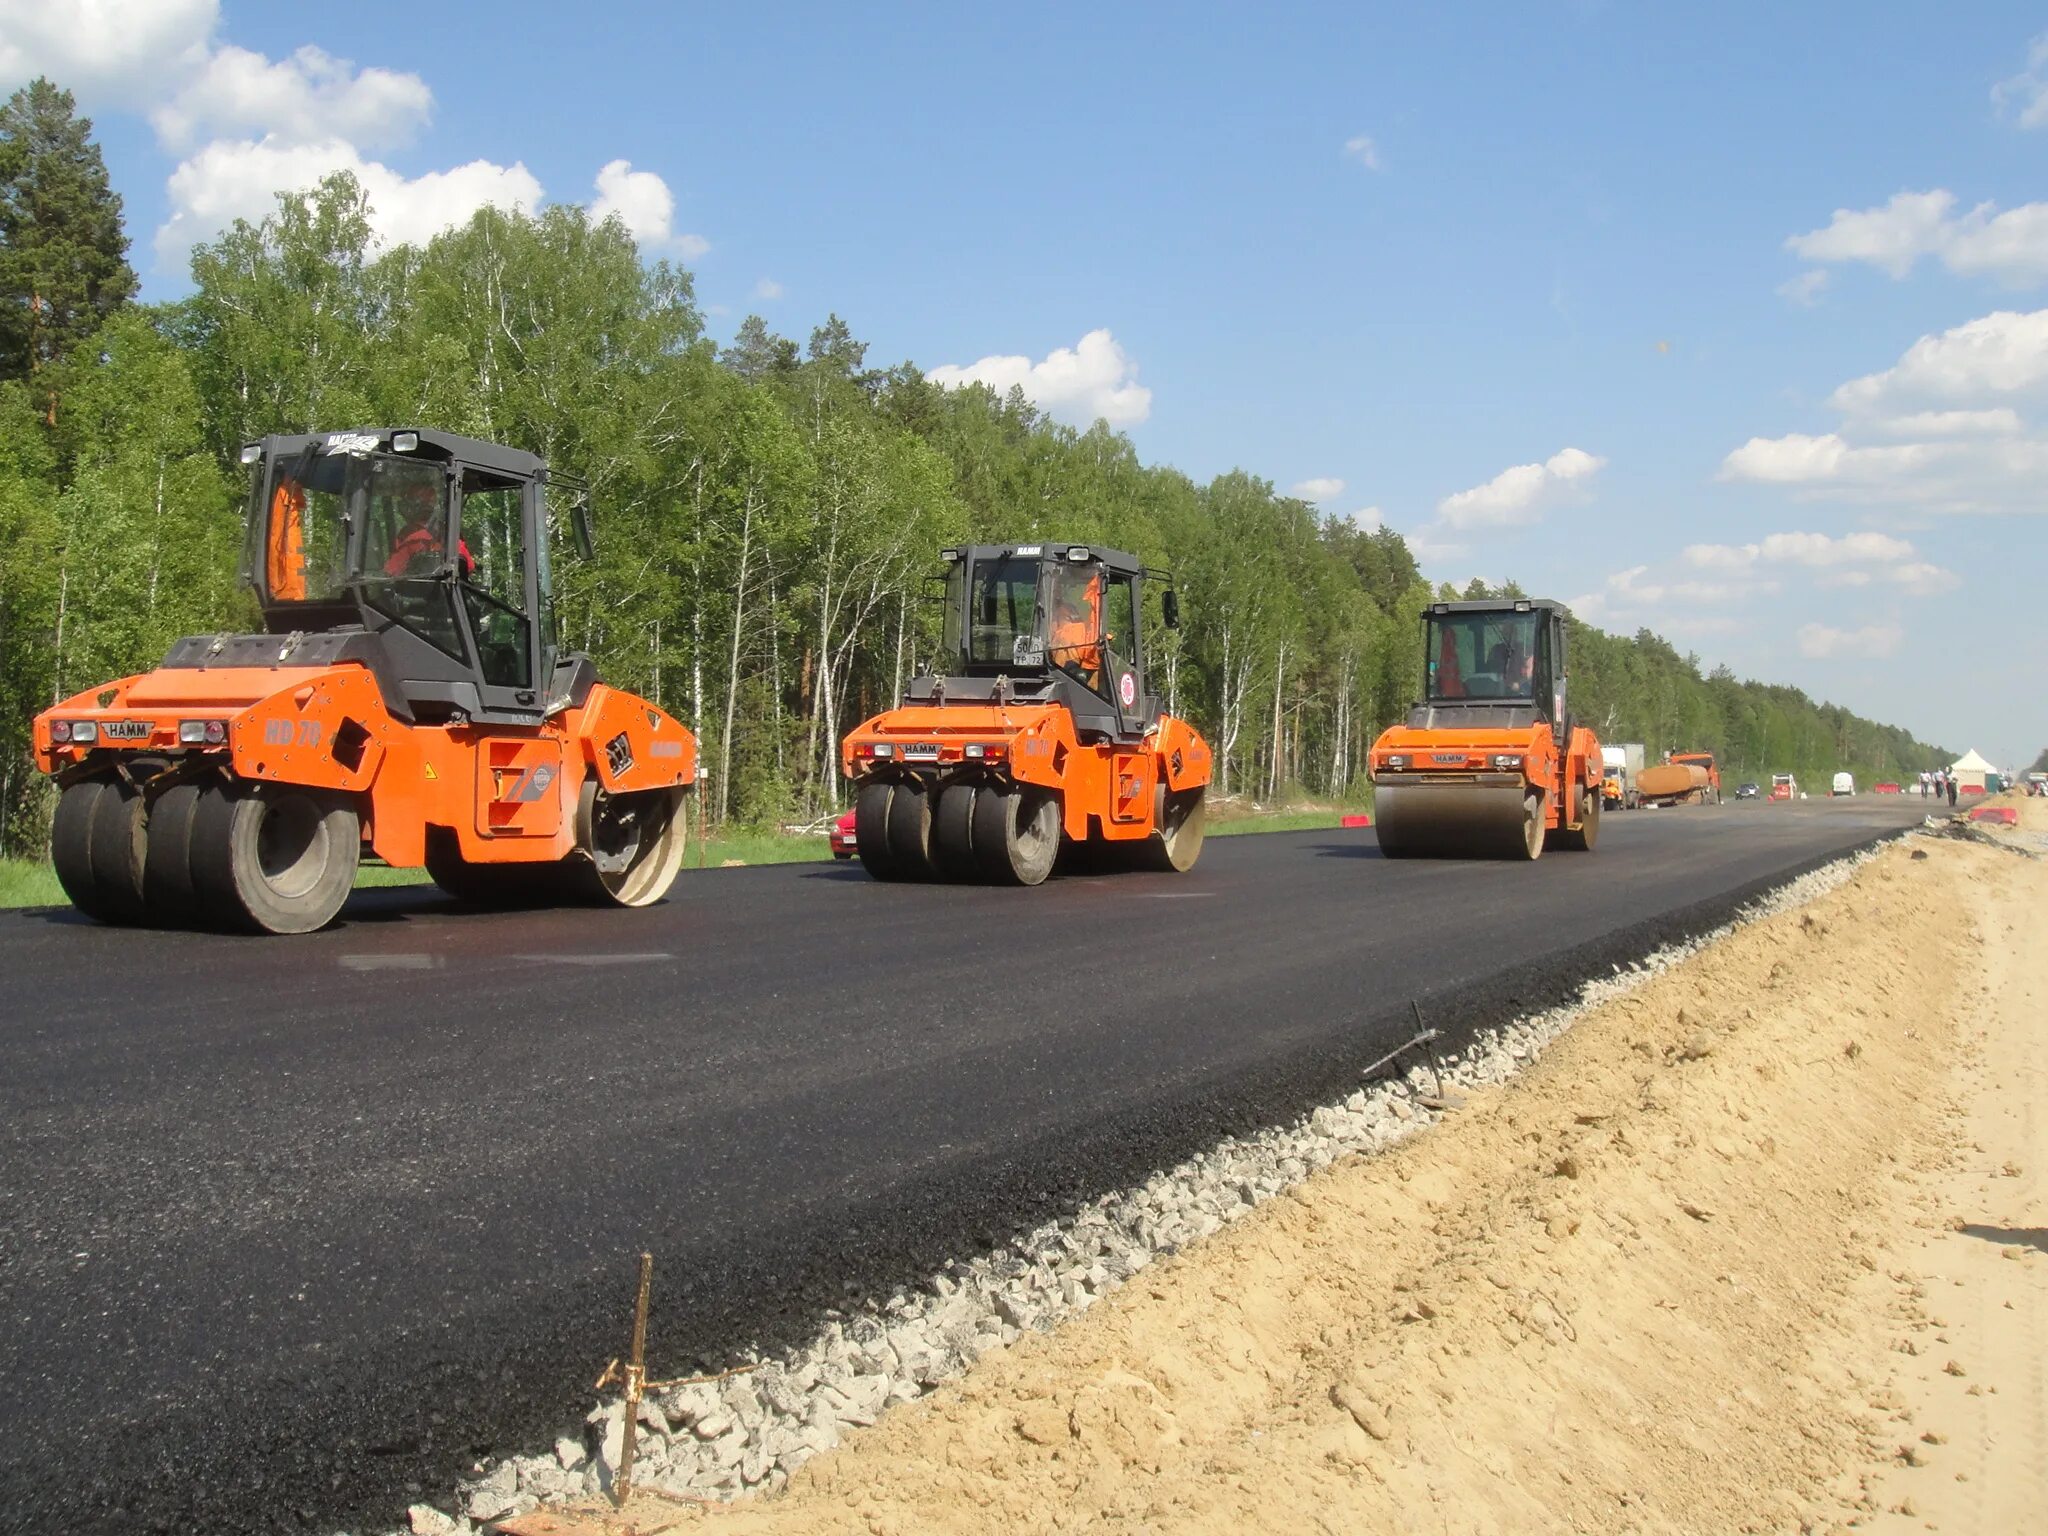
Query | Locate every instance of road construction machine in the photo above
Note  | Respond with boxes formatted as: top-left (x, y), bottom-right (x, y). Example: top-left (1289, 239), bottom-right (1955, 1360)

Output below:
top-left (33, 428), bottom-right (696, 933)
top-left (841, 541), bottom-right (1211, 885)
top-left (1367, 598), bottom-right (1602, 859)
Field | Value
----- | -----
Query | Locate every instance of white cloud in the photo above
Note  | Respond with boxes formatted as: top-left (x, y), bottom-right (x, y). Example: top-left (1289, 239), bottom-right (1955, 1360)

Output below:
top-left (1787, 189), bottom-right (2048, 288)
top-left (150, 44), bottom-right (431, 153)
top-left (1436, 446), bottom-right (1605, 529)
top-left (1797, 621), bottom-right (1903, 660)
top-left (1683, 529), bottom-right (1919, 569)
top-left (1829, 309), bottom-right (2048, 415)
top-left (752, 277), bottom-right (784, 301)
top-left (1343, 135), bottom-right (1381, 171)
top-left (1719, 307), bottom-right (2048, 516)
top-left (1777, 269), bottom-right (1830, 307)
top-left (156, 138), bottom-right (541, 264)
top-left (1290, 476), bottom-right (1345, 502)
top-left (928, 328), bottom-right (1152, 427)
top-left (1994, 33), bottom-right (2048, 128)
top-left (0, 2), bottom-right (706, 273)
top-left (588, 159), bottom-right (707, 257)
top-left (1869, 408), bottom-right (2023, 437)
top-left (0, 0), bottom-right (214, 98)
top-left (1404, 528), bottom-right (1469, 566)
top-left (1342, 505), bottom-right (1383, 530)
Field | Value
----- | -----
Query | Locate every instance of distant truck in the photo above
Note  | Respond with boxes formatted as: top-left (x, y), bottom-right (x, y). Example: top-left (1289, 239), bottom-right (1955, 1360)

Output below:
top-left (1770, 773), bottom-right (1797, 801)
top-left (1670, 750), bottom-right (1721, 804)
top-left (1636, 760), bottom-right (1714, 807)
top-left (1831, 771), bottom-right (1855, 797)
top-left (1600, 742), bottom-right (1645, 810)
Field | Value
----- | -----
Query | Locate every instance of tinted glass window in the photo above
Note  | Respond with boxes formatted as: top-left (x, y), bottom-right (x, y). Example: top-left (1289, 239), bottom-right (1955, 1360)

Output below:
top-left (263, 451), bottom-right (350, 602)
top-left (965, 557), bottom-right (1041, 666)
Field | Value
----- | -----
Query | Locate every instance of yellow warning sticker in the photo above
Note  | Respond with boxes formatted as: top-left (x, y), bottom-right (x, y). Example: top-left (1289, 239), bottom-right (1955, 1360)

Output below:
top-left (424, 763), bottom-right (438, 780)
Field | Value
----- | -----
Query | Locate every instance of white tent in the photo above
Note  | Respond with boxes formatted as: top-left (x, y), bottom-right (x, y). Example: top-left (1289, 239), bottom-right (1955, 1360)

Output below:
top-left (1950, 748), bottom-right (1996, 792)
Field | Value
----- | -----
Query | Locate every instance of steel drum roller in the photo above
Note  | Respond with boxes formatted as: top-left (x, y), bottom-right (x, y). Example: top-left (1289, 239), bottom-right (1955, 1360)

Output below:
top-left (1374, 781), bottom-right (1541, 859)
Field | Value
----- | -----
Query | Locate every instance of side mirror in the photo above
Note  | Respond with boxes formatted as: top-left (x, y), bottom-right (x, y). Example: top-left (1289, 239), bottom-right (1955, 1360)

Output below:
top-left (571, 501), bottom-right (595, 561)
top-left (1161, 589), bottom-right (1180, 630)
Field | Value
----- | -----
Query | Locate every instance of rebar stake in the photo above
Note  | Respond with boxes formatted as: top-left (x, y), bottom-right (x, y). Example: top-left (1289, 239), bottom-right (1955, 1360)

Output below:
top-left (591, 1253), bottom-right (758, 1509)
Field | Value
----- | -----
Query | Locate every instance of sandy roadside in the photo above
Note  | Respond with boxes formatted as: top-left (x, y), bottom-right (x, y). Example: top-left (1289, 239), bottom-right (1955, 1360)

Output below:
top-left (513, 829), bottom-right (2044, 1536)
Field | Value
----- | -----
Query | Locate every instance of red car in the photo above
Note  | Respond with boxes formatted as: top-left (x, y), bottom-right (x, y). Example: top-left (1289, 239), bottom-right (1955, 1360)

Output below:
top-left (830, 809), bottom-right (858, 859)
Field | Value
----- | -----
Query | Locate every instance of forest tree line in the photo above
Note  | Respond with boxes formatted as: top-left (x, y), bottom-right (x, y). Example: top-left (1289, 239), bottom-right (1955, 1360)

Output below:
top-left (0, 80), bottom-right (1957, 855)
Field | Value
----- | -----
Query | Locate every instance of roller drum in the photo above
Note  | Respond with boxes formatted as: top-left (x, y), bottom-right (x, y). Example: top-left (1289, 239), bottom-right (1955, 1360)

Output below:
top-left (1374, 782), bottom-right (1540, 860)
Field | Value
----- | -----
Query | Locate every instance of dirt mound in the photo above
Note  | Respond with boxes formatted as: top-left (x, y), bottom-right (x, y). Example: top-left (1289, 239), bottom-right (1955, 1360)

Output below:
top-left (527, 835), bottom-right (2035, 1536)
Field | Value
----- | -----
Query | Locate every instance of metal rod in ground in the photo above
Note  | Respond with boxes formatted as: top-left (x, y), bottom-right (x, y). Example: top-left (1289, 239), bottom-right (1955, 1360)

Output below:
top-left (1411, 999), bottom-right (1448, 1097)
top-left (1359, 1026), bottom-right (1438, 1086)
top-left (613, 1252), bottom-right (653, 1507)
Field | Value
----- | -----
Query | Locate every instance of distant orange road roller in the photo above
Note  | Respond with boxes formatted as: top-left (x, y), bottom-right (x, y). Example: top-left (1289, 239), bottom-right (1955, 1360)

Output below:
top-left (33, 428), bottom-right (696, 933)
top-left (1367, 597), bottom-right (1602, 860)
top-left (841, 541), bottom-right (1211, 885)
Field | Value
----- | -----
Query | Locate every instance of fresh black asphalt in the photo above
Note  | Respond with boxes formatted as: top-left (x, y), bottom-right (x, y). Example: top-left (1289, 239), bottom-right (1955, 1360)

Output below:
top-left (0, 796), bottom-right (1930, 1533)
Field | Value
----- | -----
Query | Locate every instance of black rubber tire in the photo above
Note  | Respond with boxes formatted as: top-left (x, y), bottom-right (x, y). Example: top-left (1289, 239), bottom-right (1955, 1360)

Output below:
top-left (1554, 783), bottom-right (1600, 852)
top-left (51, 777), bottom-right (119, 921)
top-left (854, 781), bottom-right (902, 881)
top-left (971, 784), bottom-right (1061, 886)
top-left (884, 781), bottom-right (939, 880)
top-left (422, 829), bottom-right (561, 908)
top-left (143, 781), bottom-right (203, 923)
top-left (190, 782), bottom-right (360, 934)
top-left (85, 776), bottom-right (149, 924)
top-left (932, 782), bottom-right (979, 881)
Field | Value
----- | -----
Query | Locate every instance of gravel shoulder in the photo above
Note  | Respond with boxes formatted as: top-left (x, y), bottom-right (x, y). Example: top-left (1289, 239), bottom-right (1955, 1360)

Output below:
top-left (510, 830), bottom-right (2040, 1536)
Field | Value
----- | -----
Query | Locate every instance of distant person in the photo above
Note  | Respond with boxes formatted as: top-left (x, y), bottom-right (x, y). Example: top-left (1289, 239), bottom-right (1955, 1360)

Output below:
top-left (1948, 774), bottom-right (1959, 807)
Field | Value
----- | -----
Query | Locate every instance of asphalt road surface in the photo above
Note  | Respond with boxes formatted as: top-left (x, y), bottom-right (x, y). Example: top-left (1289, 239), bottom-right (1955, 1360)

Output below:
top-left (0, 795), bottom-right (1931, 1533)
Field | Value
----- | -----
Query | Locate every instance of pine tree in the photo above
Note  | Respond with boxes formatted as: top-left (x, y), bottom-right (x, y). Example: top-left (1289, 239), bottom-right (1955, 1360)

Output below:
top-left (0, 78), bottom-right (139, 417)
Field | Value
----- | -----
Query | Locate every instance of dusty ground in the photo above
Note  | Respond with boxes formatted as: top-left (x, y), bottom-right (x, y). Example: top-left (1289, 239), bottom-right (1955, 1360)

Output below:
top-left (524, 831), bottom-right (2045, 1536)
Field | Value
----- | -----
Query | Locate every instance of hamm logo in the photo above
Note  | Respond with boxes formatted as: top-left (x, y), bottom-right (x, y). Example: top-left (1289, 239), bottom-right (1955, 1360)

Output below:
top-left (102, 720), bottom-right (153, 740)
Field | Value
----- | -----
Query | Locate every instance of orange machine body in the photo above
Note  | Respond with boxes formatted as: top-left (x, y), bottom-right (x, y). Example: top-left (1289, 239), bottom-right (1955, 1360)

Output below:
top-left (1367, 716), bottom-right (1601, 835)
top-left (842, 701), bottom-right (1210, 843)
top-left (35, 665), bottom-right (695, 870)
top-left (1670, 750), bottom-right (1721, 797)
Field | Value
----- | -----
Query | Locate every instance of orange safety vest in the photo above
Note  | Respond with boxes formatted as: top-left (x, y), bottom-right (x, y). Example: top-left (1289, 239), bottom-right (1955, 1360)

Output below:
top-left (266, 481), bottom-right (307, 601)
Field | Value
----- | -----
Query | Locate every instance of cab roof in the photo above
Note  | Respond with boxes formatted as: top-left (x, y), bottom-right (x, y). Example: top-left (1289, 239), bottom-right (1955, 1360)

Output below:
top-left (251, 428), bottom-right (546, 482)
top-left (940, 541), bottom-right (1145, 577)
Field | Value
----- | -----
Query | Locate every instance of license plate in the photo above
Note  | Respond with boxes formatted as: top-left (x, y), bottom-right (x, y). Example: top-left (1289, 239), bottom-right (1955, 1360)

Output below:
top-left (901, 743), bottom-right (941, 761)
top-left (102, 720), bottom-right (154, 740)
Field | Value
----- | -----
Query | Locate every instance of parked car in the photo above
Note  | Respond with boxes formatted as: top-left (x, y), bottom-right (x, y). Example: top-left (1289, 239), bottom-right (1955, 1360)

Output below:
top-left (830, 809), bottom-right (858, 858)
top-left (1831, 771), bottom-right (1856, 796)
top-left (1735, 781), bottom-right (1760, 799)
top-left (1769, 773), bottom-right (1797, 801)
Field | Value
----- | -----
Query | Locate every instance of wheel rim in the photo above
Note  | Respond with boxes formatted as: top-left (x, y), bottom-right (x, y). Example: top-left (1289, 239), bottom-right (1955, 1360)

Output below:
top-left (255, 794), bottom-right (329, 900)
top-left (1016, 793), bottom-right (1058, 865)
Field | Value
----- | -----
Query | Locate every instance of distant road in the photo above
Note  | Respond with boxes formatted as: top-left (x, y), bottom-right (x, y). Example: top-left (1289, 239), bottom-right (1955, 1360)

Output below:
top-left (0, 795), bottom-right (1928, 1533)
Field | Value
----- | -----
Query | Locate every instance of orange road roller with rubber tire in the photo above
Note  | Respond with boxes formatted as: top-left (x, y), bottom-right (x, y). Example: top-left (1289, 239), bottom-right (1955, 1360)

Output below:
top-left (841, 541), bottom-right (1211, 886)
top-left (33, 428), bottom-right (696, 933)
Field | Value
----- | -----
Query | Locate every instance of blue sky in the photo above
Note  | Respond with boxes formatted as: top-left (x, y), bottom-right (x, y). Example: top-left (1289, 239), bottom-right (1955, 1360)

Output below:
top-left (7, 2), bottom-right (2046, 768)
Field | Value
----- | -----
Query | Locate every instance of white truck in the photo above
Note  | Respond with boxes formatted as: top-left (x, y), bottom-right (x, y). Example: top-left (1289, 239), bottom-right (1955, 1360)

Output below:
top-left (1601, 742), bottom-right (1646, 810)
top-left (1831, 771), bottom-right (1856, 797)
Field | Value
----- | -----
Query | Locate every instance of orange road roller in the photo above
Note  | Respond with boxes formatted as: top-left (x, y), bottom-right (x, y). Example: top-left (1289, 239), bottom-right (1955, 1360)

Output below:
top-left (33, 428), bottom-right (696, 933)
top-left (1368, 597), bottom-right (1602, 859)
top-left (841, 541), bottom-right (1211, 885)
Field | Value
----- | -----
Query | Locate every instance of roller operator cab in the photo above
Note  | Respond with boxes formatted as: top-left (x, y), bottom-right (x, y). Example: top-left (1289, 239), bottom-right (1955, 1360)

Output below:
top-left (840, 542), bottom-right (1212, 885)
top-left (34, 428), bottom-right (697, 933)
top-left (1367, 598), bottom-right (1603, 859)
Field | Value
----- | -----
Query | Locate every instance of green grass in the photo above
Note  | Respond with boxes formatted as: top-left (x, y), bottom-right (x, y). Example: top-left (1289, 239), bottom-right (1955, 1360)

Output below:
top-left (0, 858), bottom-right (64, 909)
top-left (0, 806), bottom-right (1356, 909)
top-left (1208, 808), bottom-right (1350, 836)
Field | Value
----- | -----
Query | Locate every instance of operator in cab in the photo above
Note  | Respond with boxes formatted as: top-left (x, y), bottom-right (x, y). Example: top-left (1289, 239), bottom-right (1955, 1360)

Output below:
top-left (384, 477), bottom-right (474, 578)
top-left (1050, 567), bottom-right (1106, 691)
